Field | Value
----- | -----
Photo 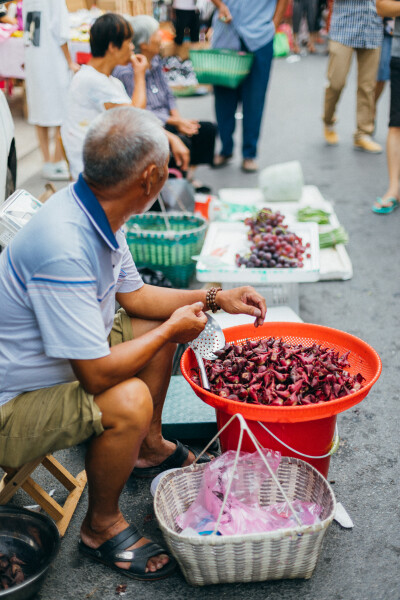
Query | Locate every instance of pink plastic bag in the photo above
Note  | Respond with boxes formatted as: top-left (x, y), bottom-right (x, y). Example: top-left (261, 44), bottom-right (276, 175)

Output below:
top-left (176, 450), bottom-right (322, 536)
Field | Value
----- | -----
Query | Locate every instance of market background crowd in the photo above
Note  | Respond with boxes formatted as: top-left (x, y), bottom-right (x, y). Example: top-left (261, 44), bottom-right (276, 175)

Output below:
top-left (0, 0), bottom-right (397, 592)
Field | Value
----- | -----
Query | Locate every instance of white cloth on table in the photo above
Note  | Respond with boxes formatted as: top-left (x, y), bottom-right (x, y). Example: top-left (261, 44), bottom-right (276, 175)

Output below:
top-left (23, 0), bottom-right (71, 126)
top-left (61, 65), bottom-right (131, 181)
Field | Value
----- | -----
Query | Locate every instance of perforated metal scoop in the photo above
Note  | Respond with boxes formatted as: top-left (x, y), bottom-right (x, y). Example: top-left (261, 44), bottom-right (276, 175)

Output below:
top-left (188, 313), bottom-right (226, 390)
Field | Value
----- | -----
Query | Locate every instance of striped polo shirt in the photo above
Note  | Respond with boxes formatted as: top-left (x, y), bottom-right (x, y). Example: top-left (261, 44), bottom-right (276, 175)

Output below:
top-left (0, 175), bottom-right (143, 406)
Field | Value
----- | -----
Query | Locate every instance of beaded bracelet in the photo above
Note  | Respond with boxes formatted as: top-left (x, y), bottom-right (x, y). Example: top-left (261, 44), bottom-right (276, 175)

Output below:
top-left (206, 287), bottom-right (222, 313)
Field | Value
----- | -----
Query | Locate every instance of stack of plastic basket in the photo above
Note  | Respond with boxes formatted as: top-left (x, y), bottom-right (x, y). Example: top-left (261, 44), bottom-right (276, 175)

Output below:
top-left (189, 49), bottom-right (254, 88)
top-left (154, 414), bottom-right (336, 586)
top-left (125, 212), bottom-right (207, 288)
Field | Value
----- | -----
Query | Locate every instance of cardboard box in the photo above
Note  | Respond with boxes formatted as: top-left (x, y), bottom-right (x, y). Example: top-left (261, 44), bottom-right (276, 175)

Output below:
top-left (66, 0), bottom-right (92, 11)
top-left (93, 0), bottom-right (153, 15)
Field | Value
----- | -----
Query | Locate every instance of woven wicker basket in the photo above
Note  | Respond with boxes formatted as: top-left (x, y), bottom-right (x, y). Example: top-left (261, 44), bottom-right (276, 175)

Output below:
top-left (154, 415), bottom-right (336, 586)
top-left (125, 212), bottom-right (207, 288)
top-left (189, 49), bottom-right (254, 88)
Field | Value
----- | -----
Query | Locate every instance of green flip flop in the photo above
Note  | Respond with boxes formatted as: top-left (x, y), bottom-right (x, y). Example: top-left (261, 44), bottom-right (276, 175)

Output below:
top-left (372, 197), bottom-right (399, 214)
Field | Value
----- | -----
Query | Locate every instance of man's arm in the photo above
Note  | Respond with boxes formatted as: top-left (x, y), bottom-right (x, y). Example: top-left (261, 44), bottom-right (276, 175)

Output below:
top-left (273, 0), bottom-right (290, 30)
top-left (70, 302), bottom-right (207, 395)
top-left (117, 283), bottom-right (266, 326)
top-left (376, 0), bottom-right (400, 17)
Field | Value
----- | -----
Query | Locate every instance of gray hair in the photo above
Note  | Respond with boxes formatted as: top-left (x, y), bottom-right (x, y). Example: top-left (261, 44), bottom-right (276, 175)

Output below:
top-left (83, 107), bottom-right (169, 188)
top-left (126, 15), bottom-right (159, 49)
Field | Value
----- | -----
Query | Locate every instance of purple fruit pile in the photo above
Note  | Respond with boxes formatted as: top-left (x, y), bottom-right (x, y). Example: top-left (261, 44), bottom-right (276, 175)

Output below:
top-left (191, 337), bottom-right (364, 406)
top-left (236, 208), bottom-right (311, 269)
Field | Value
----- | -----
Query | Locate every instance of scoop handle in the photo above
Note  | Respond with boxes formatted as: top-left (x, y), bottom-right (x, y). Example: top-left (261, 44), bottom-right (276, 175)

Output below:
top-left (193, 348), bottom-right (210, 390)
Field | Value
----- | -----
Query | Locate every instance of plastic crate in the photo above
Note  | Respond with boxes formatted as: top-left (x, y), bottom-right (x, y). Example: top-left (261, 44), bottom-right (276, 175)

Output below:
top-left (0, 189), bottom-right (42, 247)
top-left (189, 49), bottom-right (254, 88)
top-left (125, 212), bottom-right (207, 288)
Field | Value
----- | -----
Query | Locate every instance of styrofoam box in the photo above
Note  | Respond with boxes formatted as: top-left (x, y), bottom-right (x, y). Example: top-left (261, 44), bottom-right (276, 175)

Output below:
top-left (195, 220), bottom-right (320, 284)
top-left (0, 189), bottom-right (42, 247)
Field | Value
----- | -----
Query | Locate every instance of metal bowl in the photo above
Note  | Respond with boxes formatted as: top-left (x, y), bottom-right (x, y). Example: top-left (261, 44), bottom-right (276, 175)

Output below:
top-left (0, 506), bottom-right (60, 600)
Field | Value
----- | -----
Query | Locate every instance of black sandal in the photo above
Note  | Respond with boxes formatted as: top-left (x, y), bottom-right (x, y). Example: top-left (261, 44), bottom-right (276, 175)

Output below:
top-left (131, 439), bottom-right (212, 479)
top-left (79, 524), bottom-right (176, 581)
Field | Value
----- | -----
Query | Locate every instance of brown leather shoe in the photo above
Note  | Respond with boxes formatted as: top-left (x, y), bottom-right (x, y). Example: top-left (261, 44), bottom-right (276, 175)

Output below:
top-left (353, 135), bottom-right (382, 154)
top-left (241, 158), bottom-right (258, 173)
top-left (212, 154), bottom-right (232, 168)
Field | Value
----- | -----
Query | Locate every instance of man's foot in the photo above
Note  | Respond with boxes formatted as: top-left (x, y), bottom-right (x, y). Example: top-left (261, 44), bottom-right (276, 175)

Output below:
top-left (80, 518), bottom-right (174, 579)
top-left (241, 158), bottom-right (258, 173)
top-left (307, 42), bottom-right (316, 53)
top-left (132, 439), bottom-right (213, 478)
top-left (213, 154), bottom-right (232, 168)
top-left (324, 125), bottom-right (339, 146)
top-left (353, 135), bottom-right (382, 154)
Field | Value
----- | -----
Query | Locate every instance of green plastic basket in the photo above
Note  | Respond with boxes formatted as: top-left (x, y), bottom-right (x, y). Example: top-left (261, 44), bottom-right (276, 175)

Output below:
top-left (125, 212), bottom-right (207, 288)
top-left (189, 49), bottom-right (254, 88)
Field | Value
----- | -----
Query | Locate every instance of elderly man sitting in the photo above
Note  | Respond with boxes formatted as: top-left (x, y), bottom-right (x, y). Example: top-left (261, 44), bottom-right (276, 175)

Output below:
top-left (0, 107), bottom-right (266, 580)
top-left (113, 15), bottom-right (217, 184)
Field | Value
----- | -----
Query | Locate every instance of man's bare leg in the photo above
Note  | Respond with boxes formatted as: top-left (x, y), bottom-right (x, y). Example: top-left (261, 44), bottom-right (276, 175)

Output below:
top-left (128, 317), bottom-right (198, 468)
top-left (80, 377), bottom-right (170, 573)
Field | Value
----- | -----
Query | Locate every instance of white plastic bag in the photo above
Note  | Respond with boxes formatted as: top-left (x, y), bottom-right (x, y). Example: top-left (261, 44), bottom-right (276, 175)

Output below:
top-left (258, 160), bottom-right (304, 202)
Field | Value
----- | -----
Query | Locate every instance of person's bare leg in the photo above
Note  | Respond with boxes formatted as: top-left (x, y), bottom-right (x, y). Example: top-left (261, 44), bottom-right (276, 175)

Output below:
top-left (375, 127), bottom-right (400, 207)
top-left (293, 33), bottom-right (300, 54)
top-left (53, 126), bottom-right (65, 163)
top-left (128, 317), bottom-right (198, 468)
top-left (80, 377), bottom-right (170, 573)
top-left (307, 32), bottom-right (317, 53)
top-left (35, 126), bottom-right (51, 163)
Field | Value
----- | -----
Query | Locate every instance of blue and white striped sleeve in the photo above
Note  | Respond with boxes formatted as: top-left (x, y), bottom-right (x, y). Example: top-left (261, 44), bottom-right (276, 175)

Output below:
top-left (27, 258), bottom-right (110, 360)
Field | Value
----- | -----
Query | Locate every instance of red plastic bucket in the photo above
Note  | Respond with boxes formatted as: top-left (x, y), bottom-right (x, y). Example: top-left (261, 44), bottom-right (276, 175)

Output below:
top-left (180, 322), bottom-right (382, 478)
top-left (216, 410), bottom-right (337, 477)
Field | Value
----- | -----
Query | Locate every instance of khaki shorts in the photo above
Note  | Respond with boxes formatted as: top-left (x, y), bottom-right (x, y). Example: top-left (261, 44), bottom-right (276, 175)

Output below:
top-left (0, 309), bottom-right (134, 469)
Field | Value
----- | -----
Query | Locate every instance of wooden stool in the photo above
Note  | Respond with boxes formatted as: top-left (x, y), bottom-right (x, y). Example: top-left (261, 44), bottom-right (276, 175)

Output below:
top-left (0, 455), bottom-right (87, 537)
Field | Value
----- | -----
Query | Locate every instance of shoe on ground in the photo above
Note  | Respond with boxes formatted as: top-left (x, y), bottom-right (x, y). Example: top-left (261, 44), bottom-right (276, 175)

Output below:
top-left (241, 158), bottom-right (258, 173)
top-left (41, 161), bottom-right (70, 181)
top-left (212, 154), bottom-right (232, 168)
top-left (324, 125), bottom-right (339, 146)
top-left (353, 135), bottom-right (382, 154)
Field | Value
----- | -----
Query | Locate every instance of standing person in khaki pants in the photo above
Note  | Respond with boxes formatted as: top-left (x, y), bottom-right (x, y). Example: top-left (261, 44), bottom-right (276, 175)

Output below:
top-left (323, 0), bottom-right (383, 153)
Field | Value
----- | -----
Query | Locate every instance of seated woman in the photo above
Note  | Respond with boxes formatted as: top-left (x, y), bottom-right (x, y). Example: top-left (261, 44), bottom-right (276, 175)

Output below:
top-left (62, 12), bottom-right (189, 180)
top-left (113, 15), bottom-right (217, 186)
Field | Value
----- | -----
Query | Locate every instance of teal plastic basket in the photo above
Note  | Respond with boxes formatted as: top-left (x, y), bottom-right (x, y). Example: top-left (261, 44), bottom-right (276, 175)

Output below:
top-left (125, 212), bottom-right (207, 288)
top-left (189, 49), bottom-right (254, 88)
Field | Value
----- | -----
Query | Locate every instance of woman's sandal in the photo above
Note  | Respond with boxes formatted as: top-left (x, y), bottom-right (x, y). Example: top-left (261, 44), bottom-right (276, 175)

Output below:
top-left (132, 439), bottom-right (214, 479)
top-left (372, 197), bottom-right (399, 214)
top-left (79, 524), bottom-right (176, 581)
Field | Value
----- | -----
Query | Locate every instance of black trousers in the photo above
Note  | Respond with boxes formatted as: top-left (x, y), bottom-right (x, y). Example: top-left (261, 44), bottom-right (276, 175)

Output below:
top-left (165, 121), bottom-right (217, 168)
top-left (174, 9), bottom-right (200, 45)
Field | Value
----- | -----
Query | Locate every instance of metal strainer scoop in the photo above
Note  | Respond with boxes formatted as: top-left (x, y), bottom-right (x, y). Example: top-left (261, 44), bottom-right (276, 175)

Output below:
top-left (188, 313), bottom-right (226, 390)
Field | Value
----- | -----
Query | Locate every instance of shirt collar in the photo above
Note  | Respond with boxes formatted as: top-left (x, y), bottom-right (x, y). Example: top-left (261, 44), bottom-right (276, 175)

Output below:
top-left (72, 174), bottom-right (119, 250)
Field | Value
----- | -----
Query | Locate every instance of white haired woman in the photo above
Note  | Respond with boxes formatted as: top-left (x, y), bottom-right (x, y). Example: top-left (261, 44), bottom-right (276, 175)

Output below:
top-left (113, 15), bottom-right (217, 188)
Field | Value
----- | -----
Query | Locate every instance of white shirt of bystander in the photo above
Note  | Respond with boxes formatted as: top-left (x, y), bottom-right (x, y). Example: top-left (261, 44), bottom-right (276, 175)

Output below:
top-left (61, 65), bottom-right (131, 180)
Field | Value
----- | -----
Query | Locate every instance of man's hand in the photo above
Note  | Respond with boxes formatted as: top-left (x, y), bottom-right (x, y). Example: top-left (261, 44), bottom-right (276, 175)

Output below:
top-left (131, 53), bottom-right (149, 75)
top-left (68, 61), bottom-right (81, 74)
top-left (167, 131), bottom-right (190, 170)
top-left (165, 302), bottom-right (207, 343)
top-left (215, 286), bottom-right (267, 327)
top-left (218, 2), bottom-right (233, 23)
top-left (176, 118), bottom-right (200, 137)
